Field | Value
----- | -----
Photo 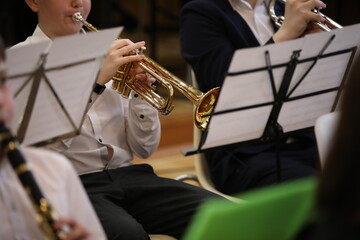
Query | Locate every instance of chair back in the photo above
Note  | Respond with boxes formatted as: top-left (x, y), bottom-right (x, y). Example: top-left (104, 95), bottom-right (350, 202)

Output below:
top-left (189, 66), bottom-right (242, 202)
top-left (315, 112), bottom-right (340, 167)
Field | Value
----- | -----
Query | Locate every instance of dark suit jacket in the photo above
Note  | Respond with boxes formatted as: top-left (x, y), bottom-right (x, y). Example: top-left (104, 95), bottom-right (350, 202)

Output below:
top-left (180, 0), bottom-right (317, 193)
top-left (180, 0), bottom-right (282, 92)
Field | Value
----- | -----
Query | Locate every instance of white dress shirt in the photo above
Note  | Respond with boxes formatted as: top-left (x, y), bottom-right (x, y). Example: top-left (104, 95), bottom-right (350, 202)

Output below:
top-left (13, 25), bottom-right (161, 175)
top-left (55, 85), bottom-right (161, 175)
top-left (0, 147), bottom-right (106, 240)
top-left (229, 0), bottom-right (275, 45)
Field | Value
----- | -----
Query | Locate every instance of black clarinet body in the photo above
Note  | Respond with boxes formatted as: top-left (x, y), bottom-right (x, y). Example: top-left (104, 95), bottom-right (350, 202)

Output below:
top-left (0, 124), bottom-right (67, 240)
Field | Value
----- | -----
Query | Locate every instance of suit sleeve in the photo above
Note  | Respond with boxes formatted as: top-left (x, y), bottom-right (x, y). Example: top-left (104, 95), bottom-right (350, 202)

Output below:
top-left (180, 2), bottom-right (236, 92)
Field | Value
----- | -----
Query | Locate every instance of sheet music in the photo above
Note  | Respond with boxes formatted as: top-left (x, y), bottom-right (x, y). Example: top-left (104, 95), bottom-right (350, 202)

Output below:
top-left (6, 41), bottom-right (51, 77)
top-left (214, 67), bottom-right (287, 112)
top-left (298, 30), bottom-right (333, 60)
top-left (195, 23), bottom-right (359, 153)
top-left (278, 92), bottom-right (338, 133)
top-left (6, 41), bottom-right (51, 136)
top-left (203, 106), bottom-right (272, 149)
top-left (228, 38), bottom-right (304, 72)
top-left (289, 52), bottom-right (352, 97)
top-left (20, 60), bottom-right (102, 146)
top-left (6, 27), bottom-right (123, 146)
top-left (46, 27), bottom-right (123, 68)
top-left (322, 23), bottom-right (360, 55)
top-left (214, 71), bottom-right (273, 112)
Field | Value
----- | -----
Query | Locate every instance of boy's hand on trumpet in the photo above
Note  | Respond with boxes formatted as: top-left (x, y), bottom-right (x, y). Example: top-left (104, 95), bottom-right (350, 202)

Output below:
top-left (129, 66), bottom-right (157, 85)
top-left (96, 39), bottom-right (145, 86)
top-left (273, 0), bottom-right (327, 42)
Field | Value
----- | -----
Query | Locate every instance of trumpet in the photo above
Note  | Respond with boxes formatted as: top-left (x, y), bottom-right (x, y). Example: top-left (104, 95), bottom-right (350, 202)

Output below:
top-left (269, 0), bottom-right (343, 32)
top-left (72, 12), bottom-right (219, 131)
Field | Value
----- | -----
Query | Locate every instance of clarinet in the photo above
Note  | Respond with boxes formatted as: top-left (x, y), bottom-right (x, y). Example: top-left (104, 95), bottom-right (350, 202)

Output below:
top-left (0, 124), bottom-right (68, 239)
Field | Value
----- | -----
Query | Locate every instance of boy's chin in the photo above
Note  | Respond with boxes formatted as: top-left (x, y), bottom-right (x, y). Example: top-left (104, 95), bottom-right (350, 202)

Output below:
top-left (65, 26), bottom-right (83, 35)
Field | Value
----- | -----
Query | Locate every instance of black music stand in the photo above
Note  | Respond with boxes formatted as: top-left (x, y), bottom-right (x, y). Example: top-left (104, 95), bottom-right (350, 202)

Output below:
top-left (6, 27), bottom-right (123, 146)
top-left (183, 23), bottom-right (360, 181)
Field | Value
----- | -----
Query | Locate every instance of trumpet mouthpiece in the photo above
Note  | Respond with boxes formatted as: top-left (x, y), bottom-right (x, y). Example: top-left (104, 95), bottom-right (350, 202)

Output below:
top-left (72, 12), bottom-right (83, 22)
top-left (72, 12), bottom-right (99, 32)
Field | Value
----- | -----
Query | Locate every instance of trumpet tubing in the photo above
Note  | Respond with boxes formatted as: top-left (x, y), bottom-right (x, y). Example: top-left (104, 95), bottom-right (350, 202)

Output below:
top-left (72, 12), bottom-right (219, 131)
top-left (139, 55), bottom-right (220, 130)
top-left (269, 0), bottom-right (342, 32)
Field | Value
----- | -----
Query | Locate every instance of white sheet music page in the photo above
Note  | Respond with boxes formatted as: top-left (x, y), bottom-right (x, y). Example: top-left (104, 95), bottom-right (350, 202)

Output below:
top-left (202, 106), bottom-right (272, 150)
top-left (215, 38), bottom-right (304, 113)
top-left (46, 27), bottom-right (123, 68)
top-left (289, 52), bottom-right (352, 97)
top-left (199, 23), bottom-right (359, 151)
top-left (227, 37), bottom-right (304, 72)
top-left (6, 41), bottom-right (51, 77)
top-left (6, 41), bottom-right (51, 136)
top-left (278, 92), bottom-right (338, 133)
top-left (280, 24), bottom-right (358, 134)
top-left (5, 27), bottom-right (123, 146)
top-left (21, 59), bottom-right (103, 146)
top-left (321, 23), bottom-right (360, 55)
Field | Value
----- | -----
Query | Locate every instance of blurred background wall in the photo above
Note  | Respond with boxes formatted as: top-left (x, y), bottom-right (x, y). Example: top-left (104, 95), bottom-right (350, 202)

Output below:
top-left (0, 0), bottom-right (191, 78)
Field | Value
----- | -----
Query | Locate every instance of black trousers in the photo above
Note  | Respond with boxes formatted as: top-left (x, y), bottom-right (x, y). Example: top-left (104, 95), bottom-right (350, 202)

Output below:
top-left (80, 164), bottom-right (221, 240)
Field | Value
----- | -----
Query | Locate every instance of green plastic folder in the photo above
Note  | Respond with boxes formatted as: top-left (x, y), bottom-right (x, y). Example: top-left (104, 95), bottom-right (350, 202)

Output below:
top-left (183, 177), bottom-right (316, 240)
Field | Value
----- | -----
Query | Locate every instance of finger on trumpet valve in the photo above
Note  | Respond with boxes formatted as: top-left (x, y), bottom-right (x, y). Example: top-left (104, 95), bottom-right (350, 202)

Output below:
top-left (135, 46), bottom-right (146, 55)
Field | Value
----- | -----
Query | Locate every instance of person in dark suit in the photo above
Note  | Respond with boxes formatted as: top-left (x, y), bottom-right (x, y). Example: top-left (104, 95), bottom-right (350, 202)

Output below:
top-left (180, 0), bottom-right (327, 195)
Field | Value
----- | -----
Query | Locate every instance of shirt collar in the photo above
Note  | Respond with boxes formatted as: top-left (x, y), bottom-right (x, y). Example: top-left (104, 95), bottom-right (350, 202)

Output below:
top-left (32, 25), bottom-right (52, 42)
top-left (33, 25), bottom-right (86, 40)
top-left (229, 0), bottom-right (267, 10)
